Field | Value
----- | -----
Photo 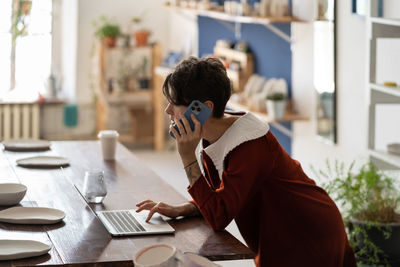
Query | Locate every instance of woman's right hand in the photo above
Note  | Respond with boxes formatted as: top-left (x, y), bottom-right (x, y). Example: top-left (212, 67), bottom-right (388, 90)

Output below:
top-left (135, 200), bottom-right (199, 222)
top-left (170, 114), bottom-right (202, 167)
top-left (136, 200), bottom-right (182, 222)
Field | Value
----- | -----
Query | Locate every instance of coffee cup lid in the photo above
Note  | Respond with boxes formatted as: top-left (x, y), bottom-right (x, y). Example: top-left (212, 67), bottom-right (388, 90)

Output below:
top-left (98, 130), bottom-right (119, 138)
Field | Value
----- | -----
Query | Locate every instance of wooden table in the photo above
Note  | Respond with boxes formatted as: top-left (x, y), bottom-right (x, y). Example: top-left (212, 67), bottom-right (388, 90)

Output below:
top-left (0, 141), bottom-right (254, 266)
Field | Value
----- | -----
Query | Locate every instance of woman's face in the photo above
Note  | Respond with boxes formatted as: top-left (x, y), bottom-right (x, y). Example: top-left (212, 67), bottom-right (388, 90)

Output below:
top-left (165, 102), bottom-right (187, 123)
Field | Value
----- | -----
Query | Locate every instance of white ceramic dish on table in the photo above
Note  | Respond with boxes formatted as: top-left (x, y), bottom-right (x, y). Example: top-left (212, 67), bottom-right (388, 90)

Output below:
top-left (0, 207), bottom-right (65, 224)
top-left (2, 139), bottom-right (51, 151)
top-left (0, 183), bottom-right (27, 206)
top-left (183, 252), bottom-right (221, 267)
top-left (16, 156), bottom-right (69, 168)
top-left (133, 244), bottom-right (222, 267)
top-left (0, 239), bottom-right (50, 260)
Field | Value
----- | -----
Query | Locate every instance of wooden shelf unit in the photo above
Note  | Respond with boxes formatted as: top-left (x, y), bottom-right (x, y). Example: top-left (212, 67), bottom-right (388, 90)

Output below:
top-left (95, 43), bottom-right (163, 148)
top-left (214, 46), bottom-right (254, 92)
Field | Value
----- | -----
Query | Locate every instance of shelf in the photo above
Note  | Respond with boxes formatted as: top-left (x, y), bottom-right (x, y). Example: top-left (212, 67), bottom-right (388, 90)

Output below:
top-left (105, 45), bottom-right (153, 50)
top-left (227, 100), bottom-right (307, 123)
top-left (106, 91), bottom-right (152, 106)
top-left (370, 83), bottom-right (400, 98)
top-left (162, 5), bottom-right (301, 24)
top-left (371, 17), bottom-right (400, 27)
top-left (162, 4), bottom-right (301, 43)
top-left (368, 149), bottom-right (400, 169)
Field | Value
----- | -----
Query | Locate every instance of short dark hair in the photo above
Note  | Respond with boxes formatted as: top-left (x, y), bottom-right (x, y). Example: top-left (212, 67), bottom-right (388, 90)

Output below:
top-left (162, 57), bottom-right (231, 118)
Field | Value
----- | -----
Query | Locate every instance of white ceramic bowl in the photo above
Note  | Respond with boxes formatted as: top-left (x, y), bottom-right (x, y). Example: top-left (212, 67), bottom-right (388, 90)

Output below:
top-left (0, 183), bottom-right (27, 206)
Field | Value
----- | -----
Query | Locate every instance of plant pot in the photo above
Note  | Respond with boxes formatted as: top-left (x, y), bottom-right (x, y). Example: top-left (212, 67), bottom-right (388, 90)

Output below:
top-left (138, 78), bottom-right (150, 90)
top-left (21, 0), bottom-right (32, 15)
top-left (266, 100), bottom-right (286, 120)
top-left (351, 219), bottom-right (400, 264)
top-left (103, 37), bottom-right (117, 48)
top-left (134, 31), bottom-right (150, 47)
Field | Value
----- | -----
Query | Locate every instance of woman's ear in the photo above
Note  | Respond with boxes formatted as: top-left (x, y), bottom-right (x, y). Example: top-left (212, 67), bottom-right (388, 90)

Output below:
top-left (204, 101), bottom-right (214, 111)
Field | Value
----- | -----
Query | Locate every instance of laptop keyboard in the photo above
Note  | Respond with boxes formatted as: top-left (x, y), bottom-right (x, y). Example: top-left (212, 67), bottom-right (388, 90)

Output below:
top-left (102, 210), bottom-right (146, 233)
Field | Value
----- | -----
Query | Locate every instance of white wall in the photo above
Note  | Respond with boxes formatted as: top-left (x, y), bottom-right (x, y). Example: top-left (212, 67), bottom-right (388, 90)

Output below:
top-left (383, 0), bottom-right (400, 19)
top-left (76, 0), bottom-right (169, 103)
top-left (292, 0), bottom-right (369, 174)
top-left (167, 11), bottom-right (198, 57)
top-left (60, 0), bottom-right (78, 101)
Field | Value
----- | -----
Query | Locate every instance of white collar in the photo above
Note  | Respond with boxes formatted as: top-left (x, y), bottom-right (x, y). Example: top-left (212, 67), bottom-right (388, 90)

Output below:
top-left (195, 112), bottom-right (269, 179)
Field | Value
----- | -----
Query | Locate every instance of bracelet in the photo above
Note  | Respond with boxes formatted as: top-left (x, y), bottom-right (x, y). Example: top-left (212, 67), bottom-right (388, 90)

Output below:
top-left (184, 160), bottom-right (197, 169)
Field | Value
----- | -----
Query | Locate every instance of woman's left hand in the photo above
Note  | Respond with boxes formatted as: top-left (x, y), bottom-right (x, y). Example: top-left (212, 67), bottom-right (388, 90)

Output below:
top-left (170, 114), bottom-right (201, 166)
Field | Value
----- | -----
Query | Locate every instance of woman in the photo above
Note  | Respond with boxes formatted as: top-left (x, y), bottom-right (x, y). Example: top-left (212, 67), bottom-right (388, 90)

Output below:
top-left (136, 57), bottom-right (356, 267)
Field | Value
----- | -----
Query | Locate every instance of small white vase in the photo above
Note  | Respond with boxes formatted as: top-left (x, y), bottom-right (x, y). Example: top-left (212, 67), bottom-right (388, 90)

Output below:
top-left (266, 99), bottom-right (287, 120)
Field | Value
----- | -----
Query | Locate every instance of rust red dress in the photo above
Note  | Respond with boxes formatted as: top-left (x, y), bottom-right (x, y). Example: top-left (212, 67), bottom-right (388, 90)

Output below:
top-left (188, 112), bottom-right (356, 267)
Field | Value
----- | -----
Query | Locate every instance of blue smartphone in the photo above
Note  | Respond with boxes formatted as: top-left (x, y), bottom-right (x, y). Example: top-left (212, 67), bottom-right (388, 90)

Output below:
top-left (169, 100), bottom-right (212, 138)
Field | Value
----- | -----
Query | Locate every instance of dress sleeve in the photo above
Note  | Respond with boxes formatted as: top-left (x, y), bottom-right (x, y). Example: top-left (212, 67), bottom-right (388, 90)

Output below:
top-left (188, 134), bottom-right (278, 230)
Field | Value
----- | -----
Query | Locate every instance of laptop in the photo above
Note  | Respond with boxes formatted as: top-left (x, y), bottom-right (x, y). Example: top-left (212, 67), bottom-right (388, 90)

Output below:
top-left (74, 184), bottom-right (175, 237)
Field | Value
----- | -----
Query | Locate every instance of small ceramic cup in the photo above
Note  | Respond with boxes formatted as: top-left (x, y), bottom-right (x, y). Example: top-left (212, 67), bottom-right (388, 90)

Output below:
top-left (133, 244), bottom-right (181, 267)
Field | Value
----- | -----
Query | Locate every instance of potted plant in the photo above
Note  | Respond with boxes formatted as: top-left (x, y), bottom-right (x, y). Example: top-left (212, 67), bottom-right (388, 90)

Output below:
top-left (137, 56), bottom-right (150, 89)
top-left (131, 16), bottom-right (150, 46)
top-left (314, 161), bottom-right (400, 265)
top-left (265, 92), bottom-right (287, 120)
top-left (92, 16), bottom-right (121, 48)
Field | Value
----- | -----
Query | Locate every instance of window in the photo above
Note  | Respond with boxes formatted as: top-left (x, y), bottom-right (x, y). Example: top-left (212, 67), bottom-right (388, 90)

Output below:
top-left (0, 0), bottom-right (52, 100)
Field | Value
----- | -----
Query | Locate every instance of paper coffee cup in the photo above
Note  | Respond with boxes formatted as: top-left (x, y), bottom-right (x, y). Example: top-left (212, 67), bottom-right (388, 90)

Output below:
top-left (133, 244), bottom-right (180, 267)
top-left (98, 130), bottom-right (119, 160)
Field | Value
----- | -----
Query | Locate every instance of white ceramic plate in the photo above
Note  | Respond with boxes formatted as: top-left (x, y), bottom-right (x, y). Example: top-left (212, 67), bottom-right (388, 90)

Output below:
top-left (0, 183), bottom-right (27, 206)
top-left (0, 207), bottom-right (65, 224)
top-left (183, 252), bottom-right (221, 267)
top-left (0, 239), bottom-right (50, 260)
top-left (16, 156), bottom-right (69, 168)
top-left (2, 139), bottom-right (51, 151)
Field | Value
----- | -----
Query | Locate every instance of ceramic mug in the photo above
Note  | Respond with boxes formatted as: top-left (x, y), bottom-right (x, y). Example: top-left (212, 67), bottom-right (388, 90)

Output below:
top-left (133, 244), bottom-right (181, 267)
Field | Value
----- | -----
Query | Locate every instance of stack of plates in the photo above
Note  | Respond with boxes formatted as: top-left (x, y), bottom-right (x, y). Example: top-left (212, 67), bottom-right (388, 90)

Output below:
top-left (2, 139), bottom-right (51, 152)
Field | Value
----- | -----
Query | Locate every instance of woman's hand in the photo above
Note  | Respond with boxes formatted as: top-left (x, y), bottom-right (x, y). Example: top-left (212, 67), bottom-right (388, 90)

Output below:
top-left (136, 200), bottom-right (199, 222)
top-left (170, 114), bottom-right (201, 166)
